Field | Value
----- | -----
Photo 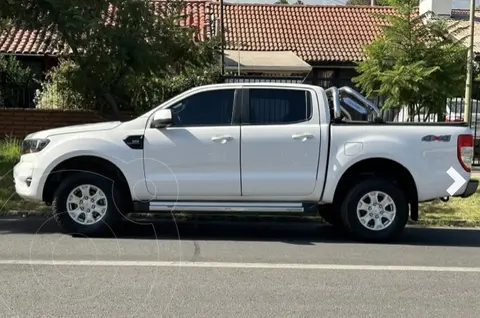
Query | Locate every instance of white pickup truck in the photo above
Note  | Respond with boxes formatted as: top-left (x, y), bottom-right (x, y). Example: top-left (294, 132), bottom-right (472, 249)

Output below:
top-left (13, 83), bottom-right (478, 242)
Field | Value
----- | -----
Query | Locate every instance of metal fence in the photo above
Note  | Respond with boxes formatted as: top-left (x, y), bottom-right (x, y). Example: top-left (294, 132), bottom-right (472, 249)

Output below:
top-left (0, 82), bottom-right (38, 108)
top-left (223, 75), bottom-right (306, 84)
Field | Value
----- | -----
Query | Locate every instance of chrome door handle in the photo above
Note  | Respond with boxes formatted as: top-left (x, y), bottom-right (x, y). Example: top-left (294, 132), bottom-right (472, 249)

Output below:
top-left (292, 133), bottom-right (314, 142)
top-left (211, 135), bottom-right (233, 143)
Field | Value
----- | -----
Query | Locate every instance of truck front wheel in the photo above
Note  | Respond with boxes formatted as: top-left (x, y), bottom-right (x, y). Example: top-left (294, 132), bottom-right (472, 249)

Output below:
top-left (340, 177), bottom-right (408, 242)
top-left (52, 173), bottom-right (124, 236)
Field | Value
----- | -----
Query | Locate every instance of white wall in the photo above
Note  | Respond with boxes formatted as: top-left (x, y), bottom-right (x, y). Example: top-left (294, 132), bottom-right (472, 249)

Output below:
top-left (419, 0), bottom-right (453, 17)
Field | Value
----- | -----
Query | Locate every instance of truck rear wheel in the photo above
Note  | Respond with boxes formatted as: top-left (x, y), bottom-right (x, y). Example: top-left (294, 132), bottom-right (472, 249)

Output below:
top-left (52, 173), bottom-right (124, 237)
top-left (340, 177), bottom-right (408, 242)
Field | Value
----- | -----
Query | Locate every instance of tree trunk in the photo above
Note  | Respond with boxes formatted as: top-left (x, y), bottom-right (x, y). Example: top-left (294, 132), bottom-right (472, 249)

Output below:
top-left (436, 111), bottom-right (445, 122)
top-left (423, 109), bottom-right (432, 122)
top-left (104, 93), bottom-right (121, 121)
top-left (408, 104), bottom-right (415, 122)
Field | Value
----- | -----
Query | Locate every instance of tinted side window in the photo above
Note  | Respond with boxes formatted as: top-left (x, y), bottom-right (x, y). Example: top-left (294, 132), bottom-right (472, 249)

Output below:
top-left (247, 89), bottom-right (312, 125)
top-left (170, 89), bottom-right (235, 126)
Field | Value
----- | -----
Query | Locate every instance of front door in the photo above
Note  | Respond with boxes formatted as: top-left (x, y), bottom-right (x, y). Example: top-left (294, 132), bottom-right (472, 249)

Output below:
top-left (240, 87), bottom-right (321, 197)
top-left (143, 88), bottom-right (241, 199)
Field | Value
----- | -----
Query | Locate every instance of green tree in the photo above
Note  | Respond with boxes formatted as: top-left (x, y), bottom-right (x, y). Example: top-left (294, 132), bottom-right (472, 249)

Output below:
top-left (0, 0), bottom-right (221, 116)
top-left (352, 0), bottom-right (468, 121)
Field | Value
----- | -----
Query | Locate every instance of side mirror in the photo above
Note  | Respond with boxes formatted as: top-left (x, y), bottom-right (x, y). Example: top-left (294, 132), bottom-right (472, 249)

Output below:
top-left (151, 109), bottom-right (173, 129)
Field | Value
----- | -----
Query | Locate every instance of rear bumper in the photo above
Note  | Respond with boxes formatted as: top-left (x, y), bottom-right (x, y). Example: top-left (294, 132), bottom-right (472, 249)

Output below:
top-left (458, 179), bottom-right (479, 198)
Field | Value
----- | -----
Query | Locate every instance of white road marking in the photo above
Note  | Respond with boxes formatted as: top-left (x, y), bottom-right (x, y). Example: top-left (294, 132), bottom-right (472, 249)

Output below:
top-left (0, 259), bottom-right (480, 272)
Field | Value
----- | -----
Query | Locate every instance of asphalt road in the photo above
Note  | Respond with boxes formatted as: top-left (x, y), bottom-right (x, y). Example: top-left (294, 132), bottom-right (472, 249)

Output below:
top-left (1, 217), bottom-right (480, 318)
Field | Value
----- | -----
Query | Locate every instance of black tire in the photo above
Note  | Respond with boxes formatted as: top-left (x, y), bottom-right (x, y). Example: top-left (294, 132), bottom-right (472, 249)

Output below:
top-left (52, 172), bottom-right (125, 237)
top-left (318, 206), bottom-right (344, 229)
top-left (340, 177), bottom-right (408, 242)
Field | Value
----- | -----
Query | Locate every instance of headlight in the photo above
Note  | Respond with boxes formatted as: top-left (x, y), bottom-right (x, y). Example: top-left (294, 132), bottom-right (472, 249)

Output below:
top-left (21, 139), bottom-right (50, 155)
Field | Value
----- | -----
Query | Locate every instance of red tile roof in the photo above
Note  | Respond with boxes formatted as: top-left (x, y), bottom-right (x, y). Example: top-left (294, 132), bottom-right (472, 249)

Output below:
top-left (211, 3), bottom-right (396, 62)
top-left (0, 1), bottom-right (450, 63)
top-left (0, 27), bottom-right (68, 56)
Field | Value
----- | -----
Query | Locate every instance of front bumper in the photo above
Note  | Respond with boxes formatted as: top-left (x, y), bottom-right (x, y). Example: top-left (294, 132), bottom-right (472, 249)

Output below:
top-left (458, 179), bottom-right (479, 198)
top-left (13, 160), bottom-right (43, 201)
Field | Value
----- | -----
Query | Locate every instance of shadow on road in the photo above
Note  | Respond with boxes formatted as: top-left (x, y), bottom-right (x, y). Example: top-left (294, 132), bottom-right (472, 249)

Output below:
top-left (1, 216), bottom-right (480, 248)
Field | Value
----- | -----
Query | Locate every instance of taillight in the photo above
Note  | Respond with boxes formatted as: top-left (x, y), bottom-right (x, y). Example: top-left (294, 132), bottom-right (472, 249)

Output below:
top-left (457, 134), bottom-right (474, 172)
top-left (446, 116), bottom-right (464, 122)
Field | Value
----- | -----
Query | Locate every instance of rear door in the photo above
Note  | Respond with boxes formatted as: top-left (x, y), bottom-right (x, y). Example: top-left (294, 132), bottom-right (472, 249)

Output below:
top-left (240, 87), bottom-right (321, 197)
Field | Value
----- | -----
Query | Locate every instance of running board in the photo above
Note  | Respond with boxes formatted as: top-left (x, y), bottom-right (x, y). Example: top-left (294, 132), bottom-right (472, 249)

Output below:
top-left (134, 201), bottom-right (318, 213)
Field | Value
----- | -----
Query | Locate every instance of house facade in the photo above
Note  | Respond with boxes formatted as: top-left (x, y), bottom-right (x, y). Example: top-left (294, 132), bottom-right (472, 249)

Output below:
top-left (211, 2), bottom-right (397, 87)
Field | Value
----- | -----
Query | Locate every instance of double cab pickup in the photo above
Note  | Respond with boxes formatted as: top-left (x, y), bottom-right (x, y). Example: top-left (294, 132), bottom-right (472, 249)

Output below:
top-left (14, 83), bottom-right (478, 242)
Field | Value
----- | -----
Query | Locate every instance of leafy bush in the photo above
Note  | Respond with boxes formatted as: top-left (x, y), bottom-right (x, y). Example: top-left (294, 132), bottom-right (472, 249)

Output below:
top-left (34, 60), bottom-right (92, 110)
top-left (34, 59), bottom-right (222, 113)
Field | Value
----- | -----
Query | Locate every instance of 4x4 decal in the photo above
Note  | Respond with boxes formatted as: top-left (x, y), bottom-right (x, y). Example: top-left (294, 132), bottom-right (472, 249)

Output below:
top-left (421, 135), bottom-right (451, 142)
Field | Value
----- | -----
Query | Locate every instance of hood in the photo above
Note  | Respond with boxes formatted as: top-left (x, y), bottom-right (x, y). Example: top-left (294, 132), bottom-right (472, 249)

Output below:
top-left (25, 121), bottom-right (123, 139)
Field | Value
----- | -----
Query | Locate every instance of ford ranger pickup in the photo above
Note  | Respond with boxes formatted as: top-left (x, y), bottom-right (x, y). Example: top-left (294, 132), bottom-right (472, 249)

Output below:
top-left (13, 83), bottom-right (479, 242)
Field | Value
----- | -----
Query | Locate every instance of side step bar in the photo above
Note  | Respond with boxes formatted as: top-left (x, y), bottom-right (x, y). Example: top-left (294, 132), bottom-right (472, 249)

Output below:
top-left (134, 201), bottom-right (318, 213)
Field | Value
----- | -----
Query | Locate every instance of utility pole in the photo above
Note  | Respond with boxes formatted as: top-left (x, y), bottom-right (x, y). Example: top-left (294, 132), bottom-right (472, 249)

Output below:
top-left (464, 0), bottom-right (475, 126)
top-left (220, 0), bottom-right (225, 76)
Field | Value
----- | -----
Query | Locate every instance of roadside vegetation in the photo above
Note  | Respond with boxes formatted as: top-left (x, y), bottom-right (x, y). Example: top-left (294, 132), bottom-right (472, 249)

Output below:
top-left (0, 138), bottom-right (48, 213)
top-left (418, 190), bottom-right (480, 227)
top-left (1, 138), bottom-right (479, 225)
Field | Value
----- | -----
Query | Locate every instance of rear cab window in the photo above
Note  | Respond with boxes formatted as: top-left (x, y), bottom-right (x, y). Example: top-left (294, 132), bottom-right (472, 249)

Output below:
top-left (245, 88), bottom-right (312, 125)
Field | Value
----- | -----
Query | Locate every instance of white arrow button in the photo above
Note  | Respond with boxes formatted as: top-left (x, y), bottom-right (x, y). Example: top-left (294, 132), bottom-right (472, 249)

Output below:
top-left (446, 167), bottom-right (467, 196)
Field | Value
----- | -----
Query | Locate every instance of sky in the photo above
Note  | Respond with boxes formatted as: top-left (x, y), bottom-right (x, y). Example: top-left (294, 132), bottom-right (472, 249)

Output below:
top-left (225, 0), bottom-right (472, 8)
